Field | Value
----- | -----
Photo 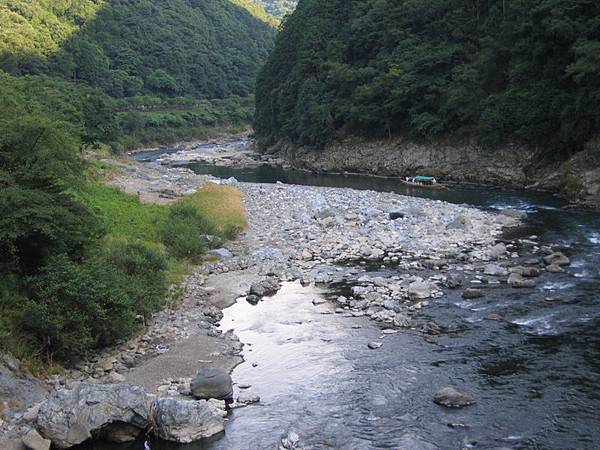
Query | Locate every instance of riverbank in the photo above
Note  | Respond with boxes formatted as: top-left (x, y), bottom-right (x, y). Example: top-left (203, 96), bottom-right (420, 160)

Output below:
top-left (2, 139), bottom-right (574, 448)
top-left (264, 136), bottom-right (600, 210)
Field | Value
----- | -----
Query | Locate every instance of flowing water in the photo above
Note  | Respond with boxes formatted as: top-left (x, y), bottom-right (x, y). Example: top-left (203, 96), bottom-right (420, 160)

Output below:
top-left (126, 145), bottom-right (600, 449)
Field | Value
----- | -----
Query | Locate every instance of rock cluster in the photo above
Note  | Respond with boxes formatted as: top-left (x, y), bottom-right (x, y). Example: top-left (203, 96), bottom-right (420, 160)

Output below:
top-left (36, 384), bottom-right (149, 448)
top-left (31, 382), bottom-right (228, 448)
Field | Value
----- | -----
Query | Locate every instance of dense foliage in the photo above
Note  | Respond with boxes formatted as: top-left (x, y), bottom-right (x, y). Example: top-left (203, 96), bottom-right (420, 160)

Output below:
top-left (256, 0), bottom-right (600, 158)
top-left (1, 0), bottom-right (276, 99)
top-left (160, 203), bottom-right (217, 262)
top-left (0, 76), bottom-right (246, 361)
top-left (0, 73), bottom-right (103, 274)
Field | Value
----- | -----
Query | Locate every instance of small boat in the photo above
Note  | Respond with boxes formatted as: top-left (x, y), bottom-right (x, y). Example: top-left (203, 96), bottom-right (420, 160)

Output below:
top-left (401, 175), bottom-right (448, 190)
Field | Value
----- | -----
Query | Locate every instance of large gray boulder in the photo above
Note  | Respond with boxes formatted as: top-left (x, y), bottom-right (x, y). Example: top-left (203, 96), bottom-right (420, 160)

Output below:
top-left (190, 368), bottom-right (233, 401)
top-left (151, 398), bottom-right (225, 444)
top-left (36, 383), bottom-right (148, 448)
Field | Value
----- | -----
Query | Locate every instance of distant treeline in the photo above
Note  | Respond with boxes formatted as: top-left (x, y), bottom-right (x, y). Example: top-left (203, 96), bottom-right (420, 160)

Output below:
top-left (255, 0), bottom-right (600, 158)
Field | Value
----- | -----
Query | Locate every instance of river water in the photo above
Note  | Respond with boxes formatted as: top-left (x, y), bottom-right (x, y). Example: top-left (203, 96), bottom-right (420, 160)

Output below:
top-left (129, 146), bottom-right (600, 449)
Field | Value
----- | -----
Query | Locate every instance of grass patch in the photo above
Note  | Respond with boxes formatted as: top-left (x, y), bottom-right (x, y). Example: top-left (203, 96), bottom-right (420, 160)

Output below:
top-left (181, 183), bottom-right (247, 235)
top-left (81, 183), bottom-right (169, 244)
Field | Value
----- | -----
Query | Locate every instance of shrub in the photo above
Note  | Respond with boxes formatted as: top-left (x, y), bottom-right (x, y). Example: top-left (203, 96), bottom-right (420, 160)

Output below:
top-left (105, 240), bottom-right (169, 318)
top-left (160, 203), bottom-right (216, 262)
top-left (18, 255), bottom-right (136, 360)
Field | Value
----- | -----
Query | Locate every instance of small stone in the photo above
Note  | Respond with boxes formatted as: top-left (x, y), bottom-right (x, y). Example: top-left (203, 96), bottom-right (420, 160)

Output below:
top-left (237, 394), bottom-right (260, 405)
top-left (368, 341), bottom-right (383, 349)
top-left (281, 430), bottom-right (300, 449)
top-left (462, 288), bottom-right (484, 299)
top-left (433, 387), bottom-right (475, 408)
top-left (105, 372), bottom-right (126, 384)
top-left (484, 314), bottom-right (503, 321)
top-left (246, 294), bottom-right (260, 305)
top-left (543, 252), bottom-right (570, 266)
top-left (445, 274), bottom-right (463, 288)
top-left (508, 273), bottom-right (536, 288)
top-left (312, 298), bottom-right (327, 306)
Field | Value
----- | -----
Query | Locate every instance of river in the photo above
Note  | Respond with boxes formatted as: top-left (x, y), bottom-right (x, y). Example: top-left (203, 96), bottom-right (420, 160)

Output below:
top-left (127, 144), bottom-right (600, 449)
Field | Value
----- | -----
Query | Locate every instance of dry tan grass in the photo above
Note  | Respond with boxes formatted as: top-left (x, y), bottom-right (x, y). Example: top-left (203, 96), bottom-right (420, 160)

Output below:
top-left (183, 183), bottom-right (247, 232)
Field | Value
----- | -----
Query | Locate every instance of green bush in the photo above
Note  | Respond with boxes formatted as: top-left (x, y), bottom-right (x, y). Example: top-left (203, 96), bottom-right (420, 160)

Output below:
top-left (105, 241), bottom-right (169, 318)
top-left (160, 203), bottom-right (216, 262)
top-left (18, 255), bottom-right (136, 360)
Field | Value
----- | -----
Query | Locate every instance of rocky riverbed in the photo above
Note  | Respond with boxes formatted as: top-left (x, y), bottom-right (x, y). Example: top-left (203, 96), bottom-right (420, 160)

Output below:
top-left (1, 144), bottom-right (577, 449)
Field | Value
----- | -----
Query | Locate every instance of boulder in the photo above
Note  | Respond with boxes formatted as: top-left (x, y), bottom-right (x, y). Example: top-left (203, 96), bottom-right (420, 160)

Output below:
top-left (236, 394), bottom-right (260, 405)
top-left (389, 211), bottom-right (405, 220)
top-left (190, 368), bottom-right (233, 401)
top-left (281, 430), bottom-right (300, 449)
top-left (445, 274), bottom-right (463, 289)
top-left (487, 243), bottom-right (508, 260)
top-left (546, 264), bottom-right (564, 273)
top-left (36, 383), bottom-right (149, 449)
top-left (209, 248), bottom-right (233, 259)
top-left (483, 264), bottom-right (509, 276)
top-left (422, 259), bottom-right (449, 269)
top-left (249, 278), bottom-right (280, 298)
top-left (22, 430), bottom-right (50, 450)
top-left (408, 281), bottom-right (438, 299)
top-left (462, 288), bottom-right (484, 299)
top-left (151, 398), bottom-right (225, 444)
top-left (245, 294), bottom-right (260, 305)
top-left (511, 266), bottom-right (541, 278)
top-left (543, 252), bottom-right (570, 266)
top-left (433, 387), bottom-right (475, 408)
top-left (507, 273), bottom-right (536, 288)
top-left (393, 314), bottom-right (413, 328)
top-left (520, 266), bottom-right (542, 278)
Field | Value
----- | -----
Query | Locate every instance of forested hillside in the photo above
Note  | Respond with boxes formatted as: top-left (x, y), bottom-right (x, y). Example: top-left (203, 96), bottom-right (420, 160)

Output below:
top-left (1, 0), bottom-right (264, 362)
top-left (1, 0), bottom-right (276, 99)
top-left (255, 0), bottom-right (600, 159)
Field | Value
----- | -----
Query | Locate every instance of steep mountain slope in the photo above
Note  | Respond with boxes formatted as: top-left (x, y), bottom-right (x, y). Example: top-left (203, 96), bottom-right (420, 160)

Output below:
top-left (255, 0), bottom-right (600, 159)
top-left (1, 0), bottom-right (276, 99)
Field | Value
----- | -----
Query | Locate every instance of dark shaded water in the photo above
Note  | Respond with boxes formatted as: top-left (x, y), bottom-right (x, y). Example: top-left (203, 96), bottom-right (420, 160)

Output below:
top-left (119, 151), bottom-right (600, 449)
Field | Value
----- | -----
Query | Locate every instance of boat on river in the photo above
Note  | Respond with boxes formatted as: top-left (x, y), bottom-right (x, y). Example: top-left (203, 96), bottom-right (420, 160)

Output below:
top-left (401, 175), bottom-right (448, 189)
